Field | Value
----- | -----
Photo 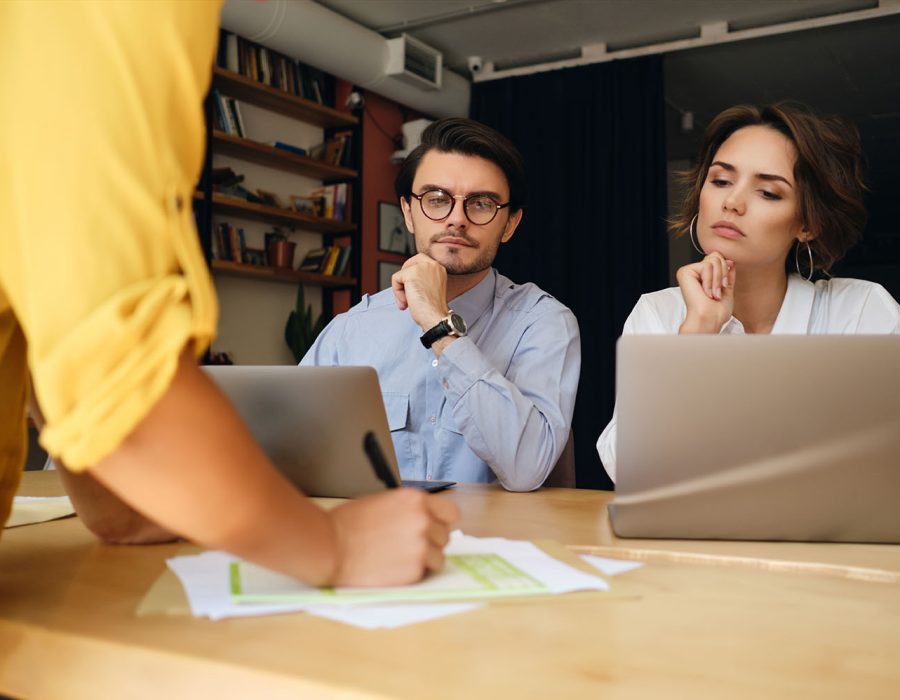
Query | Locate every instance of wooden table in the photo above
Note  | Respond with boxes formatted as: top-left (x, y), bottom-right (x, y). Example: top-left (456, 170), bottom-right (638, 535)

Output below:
top-left (2, 471), bottom-right (899, 699)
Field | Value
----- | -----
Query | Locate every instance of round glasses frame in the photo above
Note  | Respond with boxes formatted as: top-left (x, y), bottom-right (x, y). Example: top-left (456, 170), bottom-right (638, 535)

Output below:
top-left (409, 189), bottom-right (511, 225)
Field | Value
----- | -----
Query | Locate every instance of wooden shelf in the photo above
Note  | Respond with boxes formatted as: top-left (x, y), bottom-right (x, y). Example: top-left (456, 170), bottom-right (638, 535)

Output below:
top-left (213, 131), bottom-right (357, 180)
top-left (195, 192), bottom-right (355, 234)
top-left (212, 67), bottom-right (358, 129)
top-left (211, 260), bottom-right (356, 288)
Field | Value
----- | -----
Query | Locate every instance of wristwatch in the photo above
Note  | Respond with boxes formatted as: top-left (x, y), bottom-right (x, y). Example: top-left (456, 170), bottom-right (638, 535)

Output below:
top-left (420, 310), bottom-right (468, 349)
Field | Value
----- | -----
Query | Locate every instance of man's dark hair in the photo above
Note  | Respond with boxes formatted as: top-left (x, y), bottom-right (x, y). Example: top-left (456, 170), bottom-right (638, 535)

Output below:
top-left (394, 117), bottom-right (527, 213)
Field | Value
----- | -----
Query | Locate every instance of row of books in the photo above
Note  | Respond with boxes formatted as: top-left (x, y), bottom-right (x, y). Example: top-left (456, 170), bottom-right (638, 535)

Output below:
top-left (217, 30), bottom-right (335, 107)
top-left (210, 94), bottom-right (355, 172)
top-left (212, 90), bottom-right (246, 137)
top-left (299, 244), bottom-right (353, 277)
top-left (211, 222), bottom-right (353, 278)
top-left (302, 183), bottom-right (351, 222)
top-left (265, 132), bottom-right (355, 170)
top-left (212, 222), bottom-right (249, 264)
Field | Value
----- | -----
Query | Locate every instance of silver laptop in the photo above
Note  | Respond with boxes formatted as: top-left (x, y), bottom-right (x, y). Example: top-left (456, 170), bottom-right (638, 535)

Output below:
top-left (204, 365), bottom-right (454, 498)
top-left (609, 335), bottom-right (900, 543)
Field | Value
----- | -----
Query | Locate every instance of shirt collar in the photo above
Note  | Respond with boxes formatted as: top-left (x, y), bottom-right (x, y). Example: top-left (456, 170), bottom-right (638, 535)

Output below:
top-left (447, 268), bottom-right (496, 325)
top-left (719, 273), bottom-right (815, 334)
top-left (771, 273), bottom-right (815, 334)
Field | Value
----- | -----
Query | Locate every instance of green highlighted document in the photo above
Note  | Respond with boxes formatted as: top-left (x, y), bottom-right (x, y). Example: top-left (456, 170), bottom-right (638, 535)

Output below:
top-left (229, 532), bottom-right (608, 606)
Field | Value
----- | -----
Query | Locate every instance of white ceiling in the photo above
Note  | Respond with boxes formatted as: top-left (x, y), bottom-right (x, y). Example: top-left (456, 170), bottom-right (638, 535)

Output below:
top-left (315, 0), bottom-right (880, 73)
top-left (314, 0), bottom-right (900, 176)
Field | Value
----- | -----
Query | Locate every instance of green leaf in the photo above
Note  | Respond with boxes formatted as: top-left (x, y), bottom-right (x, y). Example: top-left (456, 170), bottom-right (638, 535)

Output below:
top-left (284, 284), bottom-right (324, 363)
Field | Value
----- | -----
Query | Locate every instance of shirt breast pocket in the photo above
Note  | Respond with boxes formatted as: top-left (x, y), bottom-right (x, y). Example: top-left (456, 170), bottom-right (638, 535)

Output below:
top-left (382, 392), bottom-right (410, 431)
top-left (381, 392), bottom-right (415, 468)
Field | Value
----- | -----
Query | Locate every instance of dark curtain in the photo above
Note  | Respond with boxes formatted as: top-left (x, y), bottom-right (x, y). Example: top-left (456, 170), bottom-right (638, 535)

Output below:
top-left (471, 56), bottom-right (668, 490)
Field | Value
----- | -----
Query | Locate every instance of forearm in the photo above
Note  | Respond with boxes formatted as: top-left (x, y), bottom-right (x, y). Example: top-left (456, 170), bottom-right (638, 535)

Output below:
top-left (57, 466), bottom-right (177, 543)
top-left (454, 380), bottom-right (567, 491)
top-left (442, 337), bottom-right (579, 492)
top-left (89, 351), bottom-right (339, 585)
top-left (30, 387), bottom-right (176, 543)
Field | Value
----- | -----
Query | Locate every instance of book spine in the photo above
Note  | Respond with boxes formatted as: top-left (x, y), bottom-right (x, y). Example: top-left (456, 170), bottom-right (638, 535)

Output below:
top-left (229, 225), bottom-right (241, 263)
top-left (334, 183), bottom-right (347, 221)
top-left (219, 96), bottom-right (237, 135)
top-left (335, 243), bottom-right (351, 277)
top-left (322, 245), bottom-right (341, 275)
top-left (237, 228), bottom-right (247, 262)
top-left (323, 185), bottom-right (335, 219)
top-left (212, 90), bottom-right (228, 133)
top-left (231, 100), bottom-right (247, 138)
top-left (217, 223), bottom-right (231, 260)
top-left (226, 98), bottom-right (243, 138)
top-left (225, 33), bottom-right (239, 73)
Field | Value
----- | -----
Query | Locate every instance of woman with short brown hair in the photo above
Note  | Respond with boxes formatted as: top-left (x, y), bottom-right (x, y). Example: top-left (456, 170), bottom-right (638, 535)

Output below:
top-left (597, 103), bottom-right (900, 481)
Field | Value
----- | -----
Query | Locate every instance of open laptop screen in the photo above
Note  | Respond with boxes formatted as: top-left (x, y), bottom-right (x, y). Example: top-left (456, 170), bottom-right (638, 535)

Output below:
top-left (203, 365), bottom-right (456, 498)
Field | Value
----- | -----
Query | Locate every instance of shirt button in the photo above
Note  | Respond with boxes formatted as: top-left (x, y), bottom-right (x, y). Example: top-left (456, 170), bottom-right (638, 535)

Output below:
top-left (174, 193), bottom-right (184, 212)
top-left (426, 474), bottom-right (432, 481)
top-left (431, 359), bottom-right (438, 367)
top-left (429, 415), bottom-right (436, 424)
top-left (442, 379), bottom-right (449, 389)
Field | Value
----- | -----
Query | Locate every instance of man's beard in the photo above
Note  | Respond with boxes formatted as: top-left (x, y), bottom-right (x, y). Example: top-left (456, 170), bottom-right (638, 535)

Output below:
top-left (422, 229), bottom-right (500, 276)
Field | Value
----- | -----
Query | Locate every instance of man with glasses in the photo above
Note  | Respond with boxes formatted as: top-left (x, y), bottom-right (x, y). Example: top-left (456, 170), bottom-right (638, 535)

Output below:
top-left (302, 118), bottom-right (580, 491)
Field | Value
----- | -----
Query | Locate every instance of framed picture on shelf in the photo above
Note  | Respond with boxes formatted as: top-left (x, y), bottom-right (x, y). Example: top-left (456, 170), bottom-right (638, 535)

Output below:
top-left (378, 261), bottom-right (401, 291)
top-left (242, 248), bottom-right (266, 267)
top-left (378, 201), bottom-right (414, 255)
top-left (290, 194), bottom-right (323, 217)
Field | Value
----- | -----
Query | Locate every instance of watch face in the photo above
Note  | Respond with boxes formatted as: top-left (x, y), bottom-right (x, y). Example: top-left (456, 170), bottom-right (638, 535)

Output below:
top-left (448, 312), bottom-right (467, 335)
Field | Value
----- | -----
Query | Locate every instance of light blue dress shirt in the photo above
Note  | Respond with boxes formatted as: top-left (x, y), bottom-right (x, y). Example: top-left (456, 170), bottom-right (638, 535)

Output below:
top-left (301, 269), bottom-right (581, 491)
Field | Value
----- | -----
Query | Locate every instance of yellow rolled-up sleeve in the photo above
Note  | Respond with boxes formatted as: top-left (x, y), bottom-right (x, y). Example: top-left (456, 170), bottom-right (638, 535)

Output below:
top-left (0, 1), bottom-right (222, 471)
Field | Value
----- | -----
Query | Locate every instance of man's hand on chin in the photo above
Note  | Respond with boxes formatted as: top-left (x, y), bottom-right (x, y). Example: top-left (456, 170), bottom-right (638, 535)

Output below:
top-left (391, 254), bottom-right (449, 331)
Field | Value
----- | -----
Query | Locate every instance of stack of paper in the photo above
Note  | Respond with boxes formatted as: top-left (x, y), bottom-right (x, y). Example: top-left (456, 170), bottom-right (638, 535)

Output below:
top-left (168, 531), bottom-right (612, 629)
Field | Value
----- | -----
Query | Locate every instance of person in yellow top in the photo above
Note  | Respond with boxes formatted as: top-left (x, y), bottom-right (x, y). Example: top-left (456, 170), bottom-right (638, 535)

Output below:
top-left (0, 1), bottom-right (457, 586)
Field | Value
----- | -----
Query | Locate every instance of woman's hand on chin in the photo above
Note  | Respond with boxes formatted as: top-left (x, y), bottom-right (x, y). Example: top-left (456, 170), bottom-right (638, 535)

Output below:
top-left (676, 252), bottom-right (736, 334)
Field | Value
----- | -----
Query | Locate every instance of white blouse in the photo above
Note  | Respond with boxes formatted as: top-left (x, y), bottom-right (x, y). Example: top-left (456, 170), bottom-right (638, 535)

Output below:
top-left (596, 274), bottom-right (900, 482)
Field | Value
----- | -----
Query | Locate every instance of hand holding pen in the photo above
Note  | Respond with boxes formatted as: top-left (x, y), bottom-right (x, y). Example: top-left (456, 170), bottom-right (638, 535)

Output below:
top-left (324, 432), bottom-right (459, 586)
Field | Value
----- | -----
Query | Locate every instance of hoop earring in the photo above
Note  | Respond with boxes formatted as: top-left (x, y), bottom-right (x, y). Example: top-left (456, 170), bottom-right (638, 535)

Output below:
top-left (689, 214), bottom-right (705, 255)
top-left (795, 240), bottom-right (813, 282)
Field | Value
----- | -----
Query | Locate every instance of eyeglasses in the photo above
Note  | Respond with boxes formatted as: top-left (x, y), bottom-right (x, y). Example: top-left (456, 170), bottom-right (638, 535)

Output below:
top-left (410, 189), bottom-right (510, 225)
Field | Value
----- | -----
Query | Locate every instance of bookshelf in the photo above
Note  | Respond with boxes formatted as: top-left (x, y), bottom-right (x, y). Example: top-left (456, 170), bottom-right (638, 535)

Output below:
top-left (211, 260), bottom-right (355, 288)
top-left (212, 131), bottom-right (357, 180)
top-left (195, 46), bottom-right (363, 363)
top-left (197, 67), bottom-right (360, 292)
top-left (211, 67), bottom-right (356, 128)
top-left (193, 192), bottom-right (356, 234)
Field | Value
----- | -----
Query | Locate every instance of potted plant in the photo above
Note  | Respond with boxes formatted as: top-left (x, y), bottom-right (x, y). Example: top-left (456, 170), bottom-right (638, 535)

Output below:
top-left (265, 228), bottom-right (296, 269)
top-left (285, 284), bottom-right (326, 363)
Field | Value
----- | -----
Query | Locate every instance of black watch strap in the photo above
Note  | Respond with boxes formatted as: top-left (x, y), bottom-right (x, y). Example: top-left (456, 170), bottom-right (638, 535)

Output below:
top-left (420, 320), bottom-right (452, 349)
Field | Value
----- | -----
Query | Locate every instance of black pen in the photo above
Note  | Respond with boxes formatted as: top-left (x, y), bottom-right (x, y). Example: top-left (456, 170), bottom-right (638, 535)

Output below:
top-left (363, 431), bottom-right (399, 489)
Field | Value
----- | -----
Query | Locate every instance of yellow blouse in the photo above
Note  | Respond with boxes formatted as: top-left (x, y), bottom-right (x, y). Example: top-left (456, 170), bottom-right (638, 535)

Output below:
top-left (0, 1), bottom-right (222, 527)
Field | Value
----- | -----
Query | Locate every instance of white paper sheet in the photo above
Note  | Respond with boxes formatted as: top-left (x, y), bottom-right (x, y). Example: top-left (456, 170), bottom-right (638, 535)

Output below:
top-left (580, 554), bottom-right (645, 576)
top-left (167, 550), bottom-right (482, 627)
top-left (229, 531), bottom-right (609, 605)
top-left (166, 531), bottom-right (609, 628)
top-left (6, 495), bottom-right (75, 528)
